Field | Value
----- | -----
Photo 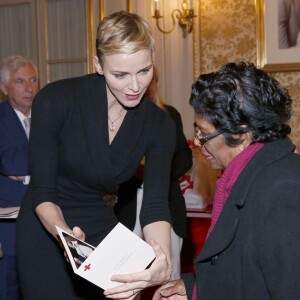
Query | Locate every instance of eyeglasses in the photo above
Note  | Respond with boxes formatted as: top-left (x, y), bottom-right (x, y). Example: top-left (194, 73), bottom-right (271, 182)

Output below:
top-left (193, 122), bottom-right (223, 146)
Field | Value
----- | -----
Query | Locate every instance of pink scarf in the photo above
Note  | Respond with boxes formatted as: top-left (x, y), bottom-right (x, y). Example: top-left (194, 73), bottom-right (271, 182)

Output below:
top-left (192, 142), bottom-right (265, 300)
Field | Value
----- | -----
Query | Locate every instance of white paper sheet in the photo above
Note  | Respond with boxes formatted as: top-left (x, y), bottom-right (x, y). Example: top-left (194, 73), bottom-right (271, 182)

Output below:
top-left (56, 222), bottom-right (155, 289)
top-left (0, 207), bottom-right (20, 219)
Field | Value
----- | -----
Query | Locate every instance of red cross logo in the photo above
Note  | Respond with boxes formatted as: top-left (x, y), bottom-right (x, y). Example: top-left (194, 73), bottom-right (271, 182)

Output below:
top-left (84, 264), bottom-right (91, 271)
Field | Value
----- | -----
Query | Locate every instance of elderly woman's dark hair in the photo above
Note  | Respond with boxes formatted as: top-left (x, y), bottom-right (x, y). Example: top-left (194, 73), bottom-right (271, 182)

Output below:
top-left (190, 62), bottom-right (292, 145)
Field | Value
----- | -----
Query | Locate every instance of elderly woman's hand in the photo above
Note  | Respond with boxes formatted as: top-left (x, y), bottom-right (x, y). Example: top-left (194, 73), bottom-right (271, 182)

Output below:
top-left (153, 279), bottom-right (187, 300)
top-left (103, 239), bottom-right (172, 299)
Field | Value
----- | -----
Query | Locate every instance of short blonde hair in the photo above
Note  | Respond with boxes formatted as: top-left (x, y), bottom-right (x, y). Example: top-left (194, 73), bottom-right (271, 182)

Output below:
top-left (147, 65), bottom-right (166, 110)
top-left (96, 11), bottom-right (155, 65)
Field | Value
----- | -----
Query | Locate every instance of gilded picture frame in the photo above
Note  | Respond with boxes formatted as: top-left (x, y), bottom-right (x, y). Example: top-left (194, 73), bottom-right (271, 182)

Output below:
top-left (256, 0), bottom-right (300, 72)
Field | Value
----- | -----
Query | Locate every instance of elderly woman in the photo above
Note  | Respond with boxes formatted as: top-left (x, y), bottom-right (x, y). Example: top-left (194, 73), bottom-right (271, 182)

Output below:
top-left (154, 62), bottom-right (300, 299)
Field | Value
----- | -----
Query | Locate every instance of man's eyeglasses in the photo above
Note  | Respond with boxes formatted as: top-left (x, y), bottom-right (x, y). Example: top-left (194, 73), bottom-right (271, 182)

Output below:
top-left (193, 122), bottom-right (223, 146)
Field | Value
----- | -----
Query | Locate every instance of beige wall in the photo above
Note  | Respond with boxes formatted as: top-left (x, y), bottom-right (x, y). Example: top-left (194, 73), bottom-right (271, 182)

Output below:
top-left (198, 0), bottom-right (300, 151)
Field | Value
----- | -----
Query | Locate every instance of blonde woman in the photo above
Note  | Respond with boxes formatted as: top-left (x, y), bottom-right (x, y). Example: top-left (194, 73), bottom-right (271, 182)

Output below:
top-left (17, 12), bottom-right (175, 300)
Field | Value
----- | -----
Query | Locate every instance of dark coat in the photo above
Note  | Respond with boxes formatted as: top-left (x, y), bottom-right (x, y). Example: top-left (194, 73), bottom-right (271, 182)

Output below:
top-left (115, 105), bottom-right (192, 238)
top-left (0, 101), bottom-right (29, 255)
top-left (0, 101), bottom-right (29, 299)
top-left (183, 138), bottom-right (300, 300)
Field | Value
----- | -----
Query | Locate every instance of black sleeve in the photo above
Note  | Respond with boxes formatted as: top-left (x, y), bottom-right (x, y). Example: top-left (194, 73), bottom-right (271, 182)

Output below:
top-left (165, 105), bottom-right (193, 180)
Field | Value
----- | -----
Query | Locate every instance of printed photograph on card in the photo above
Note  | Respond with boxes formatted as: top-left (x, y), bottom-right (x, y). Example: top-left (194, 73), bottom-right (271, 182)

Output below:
top-left (62, 232), bottom-right (94, 268)
top-left (57, 228), bottom-right (95, 272)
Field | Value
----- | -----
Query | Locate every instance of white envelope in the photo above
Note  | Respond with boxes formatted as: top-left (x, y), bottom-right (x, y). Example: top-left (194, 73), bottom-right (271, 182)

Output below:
top-left (56, 223), bottom-right (155, 289)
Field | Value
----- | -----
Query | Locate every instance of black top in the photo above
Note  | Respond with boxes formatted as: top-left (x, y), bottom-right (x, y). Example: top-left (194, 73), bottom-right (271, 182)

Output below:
top-left (115, 104), bottom-right (192, 237)
top-left (16, 73), bottom-right (176, 299)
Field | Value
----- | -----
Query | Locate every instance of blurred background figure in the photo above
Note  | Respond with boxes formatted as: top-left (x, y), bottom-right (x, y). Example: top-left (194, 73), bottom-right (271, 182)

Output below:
top-left (115, 66), bottom-right (192, 281)
top-left (278, 0), bottom-right (300, 48)
top-left (0, 55), bottom-right (38, 300)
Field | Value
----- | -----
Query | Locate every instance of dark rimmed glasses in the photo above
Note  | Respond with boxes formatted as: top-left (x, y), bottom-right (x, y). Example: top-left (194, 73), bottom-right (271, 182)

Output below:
top-left (193, 122), bottom-right (223, 147)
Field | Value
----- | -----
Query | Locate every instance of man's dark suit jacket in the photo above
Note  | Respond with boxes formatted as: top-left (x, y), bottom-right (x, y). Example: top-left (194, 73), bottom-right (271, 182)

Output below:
top-left (0, 101), bottom-right (29, 255)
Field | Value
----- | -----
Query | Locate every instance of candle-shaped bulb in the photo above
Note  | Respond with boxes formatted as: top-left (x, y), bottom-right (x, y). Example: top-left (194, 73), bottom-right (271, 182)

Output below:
top-left (154, 0), bottom-right (159, 11)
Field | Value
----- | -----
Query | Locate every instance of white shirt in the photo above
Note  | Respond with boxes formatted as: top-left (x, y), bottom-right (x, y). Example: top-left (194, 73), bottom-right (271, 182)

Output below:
top-left (13, 109), bottom-right (31, 185)
top-left (14, 109), bottom-right (31, 132)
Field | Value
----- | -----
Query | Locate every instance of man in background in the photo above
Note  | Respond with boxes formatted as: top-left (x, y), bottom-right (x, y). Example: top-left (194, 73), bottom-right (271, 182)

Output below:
top-left (0, 55), bottom-right (38, 300)
top-left (278, 0), bottom-right (300, 48)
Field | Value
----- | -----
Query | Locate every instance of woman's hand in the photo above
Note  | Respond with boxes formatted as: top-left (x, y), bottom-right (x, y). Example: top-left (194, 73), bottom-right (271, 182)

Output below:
top-left (103, 239), bottom-right (171, 299)
top-left (72, 226), bottom-right (85, 241)
top-left (153, 279), bottom-right (187, 300)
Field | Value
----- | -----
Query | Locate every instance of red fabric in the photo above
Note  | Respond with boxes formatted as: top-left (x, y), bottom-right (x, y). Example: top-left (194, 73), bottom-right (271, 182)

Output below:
top-left (181, 218), bottom-right (211, 273)
top-left (192, 142), bottom-right (264, 300)
top-left (192, 283), bottom-right (197, 300)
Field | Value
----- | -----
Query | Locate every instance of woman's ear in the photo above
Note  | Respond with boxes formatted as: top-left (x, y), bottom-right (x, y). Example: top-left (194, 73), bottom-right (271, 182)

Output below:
top-left (242, 131), bottom-right (253, 148)
top-left (93, 56), bottom-right (103, 75)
